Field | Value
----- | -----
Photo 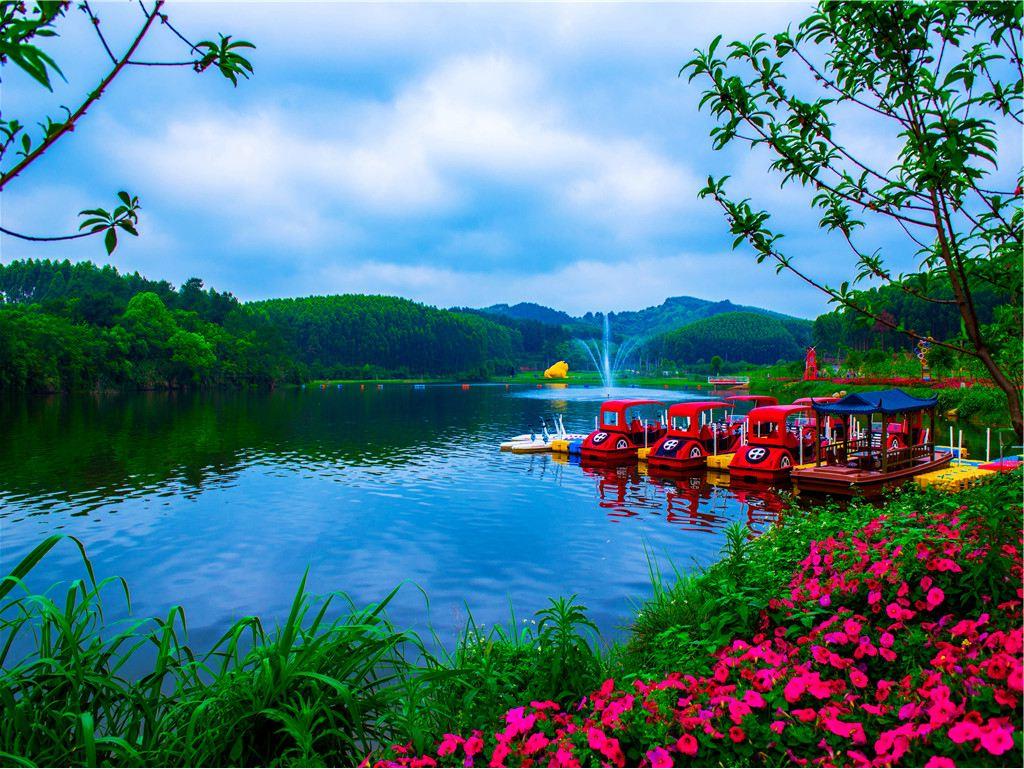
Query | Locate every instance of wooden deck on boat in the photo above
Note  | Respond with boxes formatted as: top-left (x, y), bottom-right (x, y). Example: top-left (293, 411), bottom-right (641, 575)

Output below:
top-left (792, 453), bottom-right (952, 498)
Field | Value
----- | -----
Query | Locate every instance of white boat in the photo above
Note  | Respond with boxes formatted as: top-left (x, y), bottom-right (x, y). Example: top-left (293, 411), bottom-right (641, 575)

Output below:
top-left (499, 416), bottom-right (584, 452)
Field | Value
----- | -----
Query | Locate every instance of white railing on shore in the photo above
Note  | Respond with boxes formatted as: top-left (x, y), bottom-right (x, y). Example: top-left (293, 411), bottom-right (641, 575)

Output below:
top-left (707, 375), bottom-right (750, 384)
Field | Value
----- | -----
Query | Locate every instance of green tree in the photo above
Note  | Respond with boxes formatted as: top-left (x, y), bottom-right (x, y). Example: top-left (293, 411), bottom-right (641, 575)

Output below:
top-left (0, 0), bottom-right (253, 253)
top-left (684, 1), bottom-right (1023, 434)
top-left (710, 355), bottom-right (724, 375)
top-left (169, 329), bottom-right (216, 382)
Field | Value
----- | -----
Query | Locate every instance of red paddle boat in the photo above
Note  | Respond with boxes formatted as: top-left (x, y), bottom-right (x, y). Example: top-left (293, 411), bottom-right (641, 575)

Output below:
top-left (580, 399), bottom-right (667, 464)
top-left (729, 404), bottom-right (819, 480)
top-left (647, 400), bottom-right (736, 471)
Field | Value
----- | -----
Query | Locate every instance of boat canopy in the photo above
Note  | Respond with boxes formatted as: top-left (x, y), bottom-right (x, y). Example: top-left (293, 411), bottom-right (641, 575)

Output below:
top-left (810, 388), bottom-right (938, 415)
top-left (748, 404), bottom-right (814, 424)
top-left (725, 395), bottom-right (779, 406)
top-left (667, 400), bottom-right (731, 419)
top-left (601, 399), bottom-right (666, 411)
top-left (599, 399), bottom-right (666, 429)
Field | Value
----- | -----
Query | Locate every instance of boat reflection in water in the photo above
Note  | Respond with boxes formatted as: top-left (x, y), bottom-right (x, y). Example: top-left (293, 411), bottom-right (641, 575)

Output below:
top-left (578, 458), bottom-right (787, 535)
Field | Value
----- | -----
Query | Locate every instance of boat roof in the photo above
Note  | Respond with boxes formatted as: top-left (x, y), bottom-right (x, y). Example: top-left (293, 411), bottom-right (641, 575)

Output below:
top-left (793, 396), bottom-right (839, 405)
top-left (600, 399), bottom-right (666, 410)
top-left (667, 400), bottom-right (731, 417)
top-left (725, 395), bottom-right (779, 405)
top-left (810, 388), bottom-right (938, 415)
top-left (748, 404), bottom-right (814, 422)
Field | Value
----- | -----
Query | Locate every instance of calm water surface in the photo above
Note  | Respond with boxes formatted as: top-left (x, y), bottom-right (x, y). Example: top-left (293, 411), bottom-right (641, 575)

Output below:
top-left (0, 385), bottom-right (990, 649)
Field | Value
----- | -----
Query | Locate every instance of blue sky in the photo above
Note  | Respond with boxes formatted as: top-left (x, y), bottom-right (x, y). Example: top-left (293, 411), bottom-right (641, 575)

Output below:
top-left (1, 1), bottom-right (1020, 318)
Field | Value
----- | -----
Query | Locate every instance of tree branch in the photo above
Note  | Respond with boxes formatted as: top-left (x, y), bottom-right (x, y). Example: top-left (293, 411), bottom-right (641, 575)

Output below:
top-left (0, 1), bottom-right (165, 190)
top-left (81, 1), bottom-right (117, 65)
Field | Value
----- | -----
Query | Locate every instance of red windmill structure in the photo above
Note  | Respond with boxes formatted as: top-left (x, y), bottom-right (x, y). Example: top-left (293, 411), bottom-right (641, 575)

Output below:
top-left (803, 346), bottom-right (818, 381)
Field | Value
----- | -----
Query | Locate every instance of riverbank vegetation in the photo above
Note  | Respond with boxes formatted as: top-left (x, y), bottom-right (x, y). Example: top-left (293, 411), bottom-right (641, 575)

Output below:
top-left (0, 260), bottom-right (541, 390)
top-left (2, 473), bottom-right (1020, 766)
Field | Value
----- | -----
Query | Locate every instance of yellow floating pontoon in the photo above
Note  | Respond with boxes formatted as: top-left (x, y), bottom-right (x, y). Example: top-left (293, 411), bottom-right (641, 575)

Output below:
top-left (915, 464), bottom-right (996, 492)
top-left (706, 452), bottom-right (735, 470)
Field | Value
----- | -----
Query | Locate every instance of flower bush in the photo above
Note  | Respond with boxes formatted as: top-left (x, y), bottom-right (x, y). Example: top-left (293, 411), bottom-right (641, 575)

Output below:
top-left (373, 496), bottom-right (1022, 767)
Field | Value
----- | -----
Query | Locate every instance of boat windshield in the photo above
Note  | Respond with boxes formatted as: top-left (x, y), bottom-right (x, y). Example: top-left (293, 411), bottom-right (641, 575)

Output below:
top-left (671, 415), bottom-right (692, 431)
top-left (602, 410), bottom-right (619, 426)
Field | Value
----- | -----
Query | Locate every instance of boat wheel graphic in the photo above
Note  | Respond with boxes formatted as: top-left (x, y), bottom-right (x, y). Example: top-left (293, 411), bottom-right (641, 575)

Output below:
top-left (746, 447), bottom-right (768, 464)
top-left (689, 445), bottom-right (703, 458)
top-left (890, 437), bottom-right (900, 450)
top-left (615, 438), bottom-right (629, 450)
top-left (592, 432), bottom-right (608, 445)
top-left (780, 454), bottom-right (792, 468)
top-left (662, 439), bottom-right (680, 454)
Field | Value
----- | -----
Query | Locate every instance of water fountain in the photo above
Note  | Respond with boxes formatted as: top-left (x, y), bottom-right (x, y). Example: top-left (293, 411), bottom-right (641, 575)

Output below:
top-left (575, 314), bottom-right (644, 393)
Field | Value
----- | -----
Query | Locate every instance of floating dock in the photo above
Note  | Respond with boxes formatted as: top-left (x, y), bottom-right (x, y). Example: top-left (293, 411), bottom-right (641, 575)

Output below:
top-left (914, 463), bottom-right (997, 492)
top-left (706, 452), bottom-right (735, 470)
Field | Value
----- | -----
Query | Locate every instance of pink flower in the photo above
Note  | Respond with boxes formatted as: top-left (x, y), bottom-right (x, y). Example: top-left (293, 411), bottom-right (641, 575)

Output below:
top-left (924, 758), bottom-right (956, 768)
top-left (490, 742), bottom-right (509, 767)
top-left (523, 732), bottom-right (549, 755)
top-left (555, 746), bottom-right (580, 768)
top-left (850, 668), bottom-right (868, 687)
top-left (437, 734), bottom-right (462, 757)
top-left (926, 587), bottom-right (946, 610)
top-left (819, 594), bottom-right (832, 607)
top-left (645, 747), bottom-right (673, 768)
top-left (824, 717), bottom-right (867, 744)
top-left (743, 690), bottom-right (766, 708)
top-left (729, 726), bottom-right (746, 743)
top-left (979, 723), bottom-right (1015, 756)
top-left (463, 734), bottom-right (483, 757)
top-left (947, 721), bottom-right (979, 743)
top-left (879, 631), bottom-right (895, 648)
top-left (770, 720), bottom-right (786, 734)
top-left (675, 734), bottom-right (698, 756)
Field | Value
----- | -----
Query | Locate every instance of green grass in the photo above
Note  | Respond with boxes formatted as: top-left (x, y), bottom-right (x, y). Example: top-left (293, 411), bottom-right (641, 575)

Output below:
top-left (491, 371), bottom-right (711, 387)
top-left (2, 473), bottom-right (1020, 766)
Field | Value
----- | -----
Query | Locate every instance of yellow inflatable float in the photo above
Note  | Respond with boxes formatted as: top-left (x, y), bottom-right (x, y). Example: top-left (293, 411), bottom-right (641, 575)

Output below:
top-left (544, 360), bottom-right (569, 379)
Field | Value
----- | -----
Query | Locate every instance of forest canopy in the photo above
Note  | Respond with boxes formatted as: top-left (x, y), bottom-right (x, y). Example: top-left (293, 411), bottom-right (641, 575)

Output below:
top-left (0, 260), bottom-right (533, 391)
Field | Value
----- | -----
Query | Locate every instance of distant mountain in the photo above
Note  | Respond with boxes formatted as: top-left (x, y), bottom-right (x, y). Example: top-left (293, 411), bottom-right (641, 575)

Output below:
top-left (479, 295), bottom-right (810, 340)
top-left (481, 302), bottom-right (576, 327)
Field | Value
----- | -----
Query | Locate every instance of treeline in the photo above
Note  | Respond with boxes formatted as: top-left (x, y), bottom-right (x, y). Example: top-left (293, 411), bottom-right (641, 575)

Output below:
top-left (811, 280), bottom-right (1009, 356)
top-left (0, 260), bottom-right (538, 392)
top-left (642, 312), bottom-right (808, 365)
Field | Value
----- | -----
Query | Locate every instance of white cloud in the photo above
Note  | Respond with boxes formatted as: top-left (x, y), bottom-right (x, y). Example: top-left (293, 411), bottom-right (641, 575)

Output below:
top-left (113, 53), bottom-right (699, 246)
top-left (312, 250), bottom-right (826, 318)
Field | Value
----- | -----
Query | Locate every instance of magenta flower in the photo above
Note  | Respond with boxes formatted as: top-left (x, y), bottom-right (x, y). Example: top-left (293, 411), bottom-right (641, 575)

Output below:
top-left (675, 734), bottom-right (698, 756)
top-left (947, 720), bottom-right (980, 743)
top-left (979, 722), bottom-right (1015, 755)
top-left (646, 746), bottom-right (673, 768)
top-left (926, 587), bottom-right (946, 610)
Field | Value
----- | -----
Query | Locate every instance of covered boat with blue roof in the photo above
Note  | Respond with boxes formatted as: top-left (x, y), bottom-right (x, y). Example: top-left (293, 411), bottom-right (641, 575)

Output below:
top-left (791, 388), bottom-right (951, 498)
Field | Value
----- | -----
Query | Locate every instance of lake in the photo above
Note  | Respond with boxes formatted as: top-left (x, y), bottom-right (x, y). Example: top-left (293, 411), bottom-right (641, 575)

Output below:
top-left (0, 384), bottom-right (990, 651)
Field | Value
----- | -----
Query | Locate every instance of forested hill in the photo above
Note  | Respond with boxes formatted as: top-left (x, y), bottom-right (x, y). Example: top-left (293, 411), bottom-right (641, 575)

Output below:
top-left (480, 295), bottom-right (809, 337)
top-left (0, 260), bottom-right (537, 392)
top-left (643, 312), bottom-right (809, 365)
top-left (481, 302), bottom-right (575, 327)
